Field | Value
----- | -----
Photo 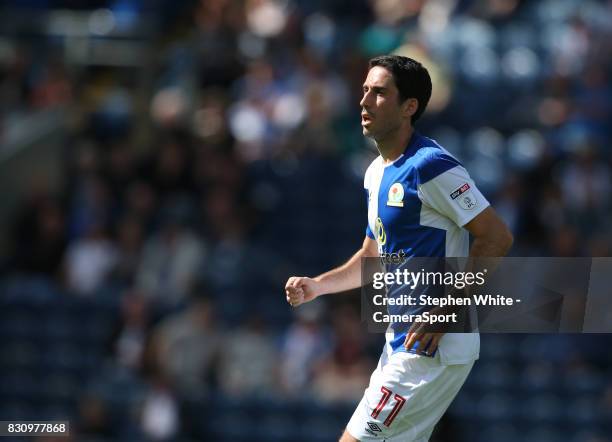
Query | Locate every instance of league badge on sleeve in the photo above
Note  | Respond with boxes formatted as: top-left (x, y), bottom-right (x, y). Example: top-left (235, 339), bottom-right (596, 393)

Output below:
top-left (387, 183), bottom-right (404, 207)
top-left (450, 183), bottom-right (477, 210)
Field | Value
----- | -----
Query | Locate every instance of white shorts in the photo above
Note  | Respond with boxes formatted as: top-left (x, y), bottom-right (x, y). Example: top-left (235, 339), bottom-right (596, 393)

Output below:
top-left (346, 346), bottom-right (474, 442)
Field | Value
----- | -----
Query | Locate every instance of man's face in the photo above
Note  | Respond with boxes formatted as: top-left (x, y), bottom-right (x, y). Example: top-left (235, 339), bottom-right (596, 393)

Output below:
top-left (360, 66), bottom-right (410, 140)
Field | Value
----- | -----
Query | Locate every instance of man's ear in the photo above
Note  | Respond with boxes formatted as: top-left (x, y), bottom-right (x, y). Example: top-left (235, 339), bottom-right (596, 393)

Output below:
top-left (402, 98), bottom-right (418, 119)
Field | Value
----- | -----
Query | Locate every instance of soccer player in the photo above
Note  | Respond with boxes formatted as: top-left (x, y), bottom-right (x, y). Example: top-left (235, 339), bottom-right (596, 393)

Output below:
top-left (285, 55), bottom-right (513, 441)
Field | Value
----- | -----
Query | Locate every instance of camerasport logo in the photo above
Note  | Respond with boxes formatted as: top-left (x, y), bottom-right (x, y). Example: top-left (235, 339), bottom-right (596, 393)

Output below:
top-left (450, 183), bottom-right (477, 210)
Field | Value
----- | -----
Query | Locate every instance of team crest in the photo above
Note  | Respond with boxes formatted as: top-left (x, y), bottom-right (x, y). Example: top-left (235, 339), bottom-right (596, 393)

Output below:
top-left (387, 183), bottom-right (404, 207)
top-left (450, 183), bottom-right (477, 210)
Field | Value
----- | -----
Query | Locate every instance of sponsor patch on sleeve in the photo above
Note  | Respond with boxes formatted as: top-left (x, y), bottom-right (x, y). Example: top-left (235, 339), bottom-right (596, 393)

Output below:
top-left (450, 183), bottom-right (477, 210)
top-left (450, 183), bottom-right (470, 200)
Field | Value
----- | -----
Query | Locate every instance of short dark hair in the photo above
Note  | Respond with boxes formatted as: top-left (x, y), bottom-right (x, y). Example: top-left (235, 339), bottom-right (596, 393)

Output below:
top-left (368, 55), bottom-right (432, 123)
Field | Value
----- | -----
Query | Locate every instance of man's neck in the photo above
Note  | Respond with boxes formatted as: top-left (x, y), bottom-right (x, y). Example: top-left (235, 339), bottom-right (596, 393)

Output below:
top-left (377, 126), bottom-right (414, 164)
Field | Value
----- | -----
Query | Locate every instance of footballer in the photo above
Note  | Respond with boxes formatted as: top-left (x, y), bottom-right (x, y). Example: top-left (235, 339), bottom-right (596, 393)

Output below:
top-left (285, 55), bottom-right (513, 441)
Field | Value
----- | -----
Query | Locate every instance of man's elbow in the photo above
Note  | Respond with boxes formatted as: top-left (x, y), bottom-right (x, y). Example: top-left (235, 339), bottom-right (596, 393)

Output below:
top-left (499, 226), bottom-right (514, 255)
top-left (493, 223), bottom-right (514, 256)
top-left (361, 246), bottom-right (378, 258)
top-left (477, 225), bottom-right (513, 256)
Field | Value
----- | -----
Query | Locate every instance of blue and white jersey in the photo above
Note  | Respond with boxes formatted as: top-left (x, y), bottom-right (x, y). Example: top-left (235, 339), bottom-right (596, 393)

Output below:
top-left (364, 131), bottom-right (488, 364)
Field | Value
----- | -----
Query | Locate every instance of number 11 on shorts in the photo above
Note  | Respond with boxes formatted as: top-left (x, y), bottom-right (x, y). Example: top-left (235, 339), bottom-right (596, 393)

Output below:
top-left (371, 386), bottom-right (406, 427)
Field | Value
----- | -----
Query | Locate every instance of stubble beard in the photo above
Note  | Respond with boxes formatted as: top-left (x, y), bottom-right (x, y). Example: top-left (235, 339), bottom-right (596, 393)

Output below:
top-left (363, 120), bottom-right (400, 145)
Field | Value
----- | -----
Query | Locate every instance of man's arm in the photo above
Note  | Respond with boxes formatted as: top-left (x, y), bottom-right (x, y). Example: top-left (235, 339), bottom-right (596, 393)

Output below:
top-left (465, 207), bottom-right (514, 257)
top-left (404, 206), bottom-right (513, 353)
top-left (285, 236), bottom-right (378, 307)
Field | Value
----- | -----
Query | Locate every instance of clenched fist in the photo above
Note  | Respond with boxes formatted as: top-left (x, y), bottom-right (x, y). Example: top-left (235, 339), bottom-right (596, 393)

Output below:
top-left (285, 276), bottom-right (320, 307)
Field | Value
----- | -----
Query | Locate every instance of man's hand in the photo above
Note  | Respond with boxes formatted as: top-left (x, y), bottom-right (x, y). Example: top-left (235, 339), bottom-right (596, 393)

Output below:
top-left (403, 306), bottom-right (450, 355)
top-left (285, 276), bottom-right (320, 307)
top-left (403, 325), bottom-right (444, 356)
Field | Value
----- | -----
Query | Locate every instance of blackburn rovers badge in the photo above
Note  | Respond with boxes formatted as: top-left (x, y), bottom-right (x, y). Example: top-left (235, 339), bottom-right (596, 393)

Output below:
top-left (387, 183), bottom-right (404, 207)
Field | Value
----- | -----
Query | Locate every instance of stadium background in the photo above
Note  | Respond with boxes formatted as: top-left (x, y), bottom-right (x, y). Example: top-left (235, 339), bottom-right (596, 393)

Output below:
top-left (0, 0), bottom-right (611, 441)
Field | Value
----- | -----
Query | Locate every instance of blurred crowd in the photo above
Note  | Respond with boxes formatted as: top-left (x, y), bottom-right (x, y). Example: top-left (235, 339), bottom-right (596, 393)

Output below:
top-left (1, 0), bottom-right (612, 440)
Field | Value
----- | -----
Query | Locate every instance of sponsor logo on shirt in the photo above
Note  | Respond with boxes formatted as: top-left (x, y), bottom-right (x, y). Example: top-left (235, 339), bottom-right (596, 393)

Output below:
top-left (450, 183), bottom-right (470, 200)
top-left (450, 183), bottom-right (477, 210)
top-left (375, 217), bottom-right (387, 247)
top-left (380, 249), bottom-right (406, 264)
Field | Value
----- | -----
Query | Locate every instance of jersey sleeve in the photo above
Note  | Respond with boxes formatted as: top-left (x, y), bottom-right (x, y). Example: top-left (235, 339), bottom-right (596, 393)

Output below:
top-left (416, 152), bottom-right (490, 227)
